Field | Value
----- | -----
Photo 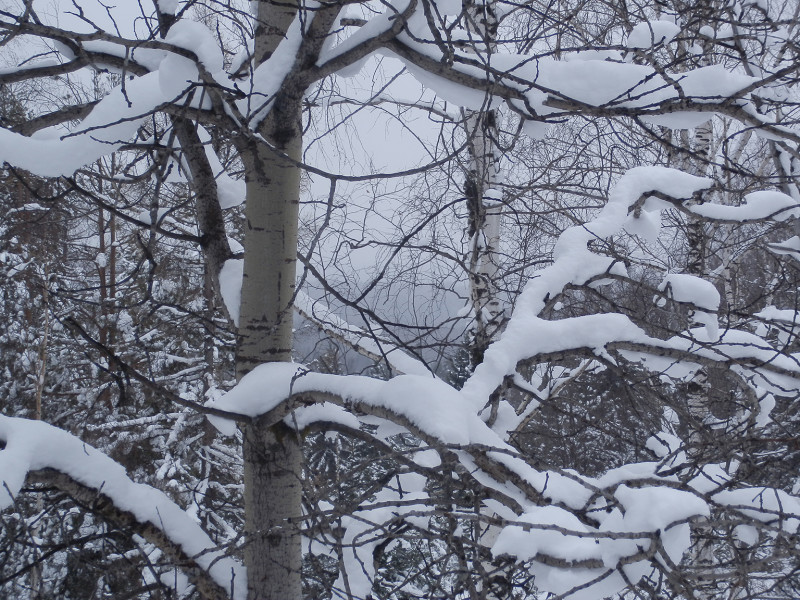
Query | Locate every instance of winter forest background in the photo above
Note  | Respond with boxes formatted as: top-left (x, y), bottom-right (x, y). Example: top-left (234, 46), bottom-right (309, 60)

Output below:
top-left (1, 0), bottom-right (799, 598)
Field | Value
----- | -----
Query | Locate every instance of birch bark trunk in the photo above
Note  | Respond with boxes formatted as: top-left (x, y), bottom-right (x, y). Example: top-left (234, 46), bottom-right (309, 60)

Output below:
top-left (237, 2), bottom-right (304, 598)
top-left (461, 2), bottom-right (507, 597)
top-left (675, 17), bottom-right (717, 595)
top-left (463, 0), bottom-right (503, 370)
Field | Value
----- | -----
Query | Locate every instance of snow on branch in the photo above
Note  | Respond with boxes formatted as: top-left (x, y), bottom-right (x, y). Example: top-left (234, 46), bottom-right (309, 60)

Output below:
top-left (461, 167), bottom-right (714, 412)
top-left (206, 363), bottom-right (611, 511)
top-left (635, 189), bottom-right (800, 224)
top-left (2, 2), bottom-right (798, 182)
top-left (0, 416), bottom-right (245, 599)
top-left (196, 157), bottom-right (800, 598)
top-left (459, 167), bottom-right (800, 421)
top-left (202, 360), bottom-right (795, 600)
top-left (0, 72), bottom-right (167, 177)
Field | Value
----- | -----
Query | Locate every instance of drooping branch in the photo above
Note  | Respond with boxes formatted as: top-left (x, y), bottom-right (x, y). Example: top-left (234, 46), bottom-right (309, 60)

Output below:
top-left (0, 416), bottom-right (246, 599)
top-left (24, 469), bottom-right (235, 600)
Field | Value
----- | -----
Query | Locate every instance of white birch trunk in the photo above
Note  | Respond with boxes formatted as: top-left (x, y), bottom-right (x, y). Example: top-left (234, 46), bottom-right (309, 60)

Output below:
top-left (461, 2), bottom-right (506, 598)
top-left (463, 0), bottom-right (503, 369)
top-left (679, 24), bottom-right (717, 595)
top-left (237, 2), bottom-right (304, 598)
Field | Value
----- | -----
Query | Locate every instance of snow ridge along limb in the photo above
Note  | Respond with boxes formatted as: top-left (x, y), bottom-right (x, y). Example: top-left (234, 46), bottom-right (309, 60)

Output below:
top-left (0, 415), bottom-right (246, 599)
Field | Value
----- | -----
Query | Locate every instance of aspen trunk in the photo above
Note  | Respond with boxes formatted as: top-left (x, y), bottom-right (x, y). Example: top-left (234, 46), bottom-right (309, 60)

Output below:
top-left (463, 0), bottom-right (503, 370)
top-left (238, 129), bottom-right (304, 599)
top-left (685, 117), bottom-right (712, 443)
top-left (465, 107), bottom-right (503, 368)
top-left (679, 26), bottom-right (717, 596)
top-left (462, 3), bottom-right (505, 598)
top-left (237, 2), bottom-right (304, 597)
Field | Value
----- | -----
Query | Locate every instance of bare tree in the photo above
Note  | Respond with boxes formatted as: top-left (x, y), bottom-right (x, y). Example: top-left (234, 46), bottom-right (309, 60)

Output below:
top-left (1, 1), bottom-right (799, 599)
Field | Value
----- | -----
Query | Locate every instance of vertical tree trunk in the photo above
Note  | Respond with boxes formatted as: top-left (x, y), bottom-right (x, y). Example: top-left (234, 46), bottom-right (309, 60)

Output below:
top-left (97, 207), bottom-right (109, 347)
top-left (678, 17), bottom-right (718, 594)
top-left (30, 272), bottom-right (49, 599)
top-left (461, 2), bottom-right (506, 598)
top-left (685, 119), bottom-right (713, 441)
top-left (238, 128), bottom-right (303, 599)
top-left (463, 0), bottom-right (503, 370)
top-left (465, 107), bottom-right (502, 368)
top-left (237, 2), bottom-right (304, 598)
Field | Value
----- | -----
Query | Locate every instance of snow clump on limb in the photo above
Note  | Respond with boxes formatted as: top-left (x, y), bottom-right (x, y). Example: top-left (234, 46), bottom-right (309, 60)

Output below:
top-left (627, 20), bottom-right (681, 49)
top-left (0, 416), bottom-right (246, 599)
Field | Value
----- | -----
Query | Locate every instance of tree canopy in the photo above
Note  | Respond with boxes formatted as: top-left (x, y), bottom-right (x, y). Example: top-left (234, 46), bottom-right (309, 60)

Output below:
top-left (1, 0), bottom-right (799, 599)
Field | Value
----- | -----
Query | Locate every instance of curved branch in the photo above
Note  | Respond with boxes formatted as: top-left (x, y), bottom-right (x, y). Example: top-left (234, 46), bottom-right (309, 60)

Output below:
top-left (25, 469), bottom-right (235, 600)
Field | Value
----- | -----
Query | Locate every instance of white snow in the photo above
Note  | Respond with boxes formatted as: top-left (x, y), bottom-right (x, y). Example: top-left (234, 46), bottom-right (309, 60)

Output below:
top-left (492, 505), bottom-right (601, 562)
top-left (136, 207), bottom-right (174, 226)
top-left (659, 273), bottom-right (720, 339)
top-left (755, 393), bottom-right (775, 428)
top-left (690, 190), bottom-right (800, 222)
top-left (756, 306), bottom-right (800, 324)
top-left (659, 274), bottom-right (720, 311)
top-left (243, 8), bottom-right (315, 125)
top-left (200, 355), bottom-right (728, 600)
top-left (0, 416), bottom-right (245, 598)
top-left (490, 58), bottom-right (757, 117)
top-left (319, 20), bottom-right (757, 125)
top-left (320, 0), bottom-right (412, 66)
top-left (620, 325), bottom-right (800, 397)
top-left (732, 524), bottom-right (758, 546)
top-left (164, 20), bottom-right (224, 74)
top-left (461, 167), bottom-right (713, 412)
top-left (599, 485), bottom-right (708, 569)
top-left (286, 402), bottom-right (361, 431)
top-left (768, 236), bottom-right (800, 261)
top-left (196, 126), bottom-right (245, 209)
top-left (219, 259), bottom-right (243, 326)
top-left (157, 0), bottom-right (180, 15)
top-left (217, 177), bottom-right (246, 209)
top-left (0, 73), bottom-right (166, 178)
top-left (645, 432), bottom-right (683, 459)
top-left (713, 487), bottom-right (800, 533)
top-left (627, 20), bottom-right (681, 49)
top-left (492, 476), bottom-right (706, 597)
top-left (431, 0), bottom-right (461, 14)
top-left (689, 463), bottom-right (732, 494)
top-left (402, 60), bottom-right (490, 110)
top-left (330, 482), bottom-right (429, 597)
top-left (699, 25), bottom-right (715, 39)
top-left (1, 8), bottom-right (797, 597)
top-left (206, 363), bottom-right (481, 445)
top-left (159, 52), bottom-right (199, 102)
top-left (640, 112), bottom-right (711, 129)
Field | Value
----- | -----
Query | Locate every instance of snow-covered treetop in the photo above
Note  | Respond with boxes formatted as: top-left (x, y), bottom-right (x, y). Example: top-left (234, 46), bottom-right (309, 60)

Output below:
top-left (1, 1), bottom-right (799, 598)
top-left (1, 0), bottom-right (797, 178)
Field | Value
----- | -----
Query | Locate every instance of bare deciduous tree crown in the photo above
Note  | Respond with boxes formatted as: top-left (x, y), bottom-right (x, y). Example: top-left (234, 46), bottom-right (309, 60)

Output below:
top-left (0, 1), bottom-right (799, 599)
